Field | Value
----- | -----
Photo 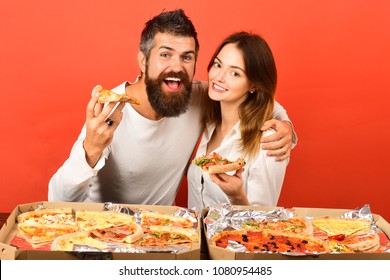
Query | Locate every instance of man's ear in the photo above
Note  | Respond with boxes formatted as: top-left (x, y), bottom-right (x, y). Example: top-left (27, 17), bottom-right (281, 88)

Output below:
top-left (137, 51), bottom-right (146, 73)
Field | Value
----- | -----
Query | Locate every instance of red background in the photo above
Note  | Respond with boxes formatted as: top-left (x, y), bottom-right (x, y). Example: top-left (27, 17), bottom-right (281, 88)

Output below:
top-left (1, 1), bottom-right (389, 221)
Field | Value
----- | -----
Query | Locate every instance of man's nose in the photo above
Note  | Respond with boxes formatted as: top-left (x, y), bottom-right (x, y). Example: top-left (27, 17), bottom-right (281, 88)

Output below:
top-left (168, 56), bottom-right (183, 72)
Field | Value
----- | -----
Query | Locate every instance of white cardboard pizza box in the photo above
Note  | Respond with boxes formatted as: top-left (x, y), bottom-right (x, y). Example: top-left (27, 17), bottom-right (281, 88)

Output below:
top-left (204, 206), bottom-right (390, 260)
top-left (0, 201), bottom-right (201, 260)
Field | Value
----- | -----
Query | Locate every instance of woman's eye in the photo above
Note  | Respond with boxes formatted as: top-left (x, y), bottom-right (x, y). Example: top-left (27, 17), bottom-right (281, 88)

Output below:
top-left (213, 62), bottom-right (221, 68)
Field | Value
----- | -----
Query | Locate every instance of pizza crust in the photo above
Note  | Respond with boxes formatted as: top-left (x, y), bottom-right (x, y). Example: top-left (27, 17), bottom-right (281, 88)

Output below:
top-left (140, 225), bottom-right (199, 246)
top-left (141, 212), bottom-right (194, 228)
top-left (51, 232), bottom-right (108, 251)
top-left (17, 207), bottom-right (74, 224)
top-left (208, 158), bottom-right (246, 173)
top-left (329, 233), bottom-right (380, 252)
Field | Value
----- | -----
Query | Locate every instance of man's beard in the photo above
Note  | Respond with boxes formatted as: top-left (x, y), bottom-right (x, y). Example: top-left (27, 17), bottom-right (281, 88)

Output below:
top-left (145, 68), bottom-right (192, 118)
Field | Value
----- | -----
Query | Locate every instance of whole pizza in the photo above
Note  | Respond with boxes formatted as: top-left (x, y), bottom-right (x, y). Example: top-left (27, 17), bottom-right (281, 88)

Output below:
top-left (208, 212), bottom-right (382, 255)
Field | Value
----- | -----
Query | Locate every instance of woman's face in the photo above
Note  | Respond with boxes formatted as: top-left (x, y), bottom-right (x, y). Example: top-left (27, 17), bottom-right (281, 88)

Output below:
top-left (208, 43), bottom-right (252, 105)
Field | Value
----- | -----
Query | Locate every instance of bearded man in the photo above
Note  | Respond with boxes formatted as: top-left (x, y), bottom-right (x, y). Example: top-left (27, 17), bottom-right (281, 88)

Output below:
top-left (48, 9), bottom-right (295, 205)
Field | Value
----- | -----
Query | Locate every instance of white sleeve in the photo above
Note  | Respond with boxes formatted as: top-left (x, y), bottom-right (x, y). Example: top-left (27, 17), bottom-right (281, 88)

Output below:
top-left (47, 125), bottom-right (109, 202)
top-left (273, 101), bottom-right (298, 147)
top-left (246, 130), bottom-right (289, 206)
top-left (273, 100), bottom-right (289, 121)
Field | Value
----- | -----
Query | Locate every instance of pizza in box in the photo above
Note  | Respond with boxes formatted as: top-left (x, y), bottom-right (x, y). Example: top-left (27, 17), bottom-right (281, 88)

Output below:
top-left (209, 211), bottom-right (389, 255)
top-left (10, 207), bottom-right (199, 252)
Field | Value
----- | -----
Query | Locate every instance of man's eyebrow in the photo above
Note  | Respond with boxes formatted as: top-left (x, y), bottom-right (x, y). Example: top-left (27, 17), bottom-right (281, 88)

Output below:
top-left (215, 56), bottom-right (245, 72)
top-left (159, 46), bottom-right (195, 55)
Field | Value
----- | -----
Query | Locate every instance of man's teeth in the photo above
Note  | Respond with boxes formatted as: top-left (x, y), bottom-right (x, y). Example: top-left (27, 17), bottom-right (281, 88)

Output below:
top-left (165, 77), bottom-right (181, 82)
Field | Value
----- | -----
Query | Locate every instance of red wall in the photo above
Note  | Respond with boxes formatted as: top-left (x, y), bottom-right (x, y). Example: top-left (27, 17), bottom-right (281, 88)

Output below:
top-left (1, 1), bottom-right (389, 221)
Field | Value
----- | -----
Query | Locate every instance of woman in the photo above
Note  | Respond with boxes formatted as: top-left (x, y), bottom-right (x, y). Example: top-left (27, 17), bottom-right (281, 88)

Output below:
top-left (187, 32), bottom-right (289, 212)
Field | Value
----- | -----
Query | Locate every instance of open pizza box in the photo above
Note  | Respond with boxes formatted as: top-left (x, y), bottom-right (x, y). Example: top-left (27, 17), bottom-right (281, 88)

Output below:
top-left (203, 205), bottom-right (390, 260)
top-left (0, 201), bottom-right (201, 260)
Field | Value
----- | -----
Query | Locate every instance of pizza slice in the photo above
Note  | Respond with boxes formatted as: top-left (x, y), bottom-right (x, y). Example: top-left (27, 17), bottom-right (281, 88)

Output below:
top-left (18, 222), bottom-right (78, 244)
top-left (242, 216), bottom-right (314, 236)
top-left (17, 207), bottom-right (76, 226)
top-left (51, 232), bottom-right (108, 251)
top-left (327, 232), bottom-right (380, 253)
top-left (90, 223), bottom-right (143, 244)
top-left (98, 88), bottom-right (140, 105)
top-left (141, 212), bottom-right (194, 231)
top-left (140, 226), bottom-right (198, 246)
top-left (75, 210), bottom-right (143, 244)
top-left (312, 216), bottom-right (372, 236)
top-left (193, 152), bottom-right (246, 173)
top-left (76, 210), bottom-right (136, 232)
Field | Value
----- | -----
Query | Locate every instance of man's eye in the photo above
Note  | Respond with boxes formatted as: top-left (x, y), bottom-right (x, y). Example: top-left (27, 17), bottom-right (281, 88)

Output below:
top-left (161, 53), bottom-right (170, 58)
top-left (183, 55), bottom-right (193, 62)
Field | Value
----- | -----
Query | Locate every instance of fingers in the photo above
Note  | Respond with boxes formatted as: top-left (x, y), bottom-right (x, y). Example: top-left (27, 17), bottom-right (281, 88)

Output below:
top-left (261, 131), bottom-right (291, 150)
top-left (97, 102), bottom-right (124, 121)
top-left (92, 85), bottom-right (103, 96)
top-left (266, 147), bottom-right (291, 161)
top-left (87, 85), bottom-right (126, 121)
top-left (208, 173), bottom-right (221, 185)
top-left (87, 89), bottom-right (102, 120)
top-left (209, 168), bottom-right (244, 183)
top-left (261, 119), bottom-right (277, 131)
top-left (275, 151), bottom-right (290, 161)
top-left (103, 103), bottom-right (125, 129)
top-left (263, 140), bottom-right (291, 161)
top-left (261, 130), bottom-right (284, 145)
top-left (235, 168), bottom-right (244, 178)
top-left (261, 119), bottom-right (293, 161)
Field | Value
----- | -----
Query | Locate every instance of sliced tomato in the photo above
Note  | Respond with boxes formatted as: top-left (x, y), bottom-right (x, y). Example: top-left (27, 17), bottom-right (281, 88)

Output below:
top-left (328, 234), bottom-right (346, 241)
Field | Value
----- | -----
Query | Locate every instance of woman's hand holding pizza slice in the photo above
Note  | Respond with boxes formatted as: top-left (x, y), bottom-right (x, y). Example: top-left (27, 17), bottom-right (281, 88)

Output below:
top-left (194, 152), bottom-right (249, 205)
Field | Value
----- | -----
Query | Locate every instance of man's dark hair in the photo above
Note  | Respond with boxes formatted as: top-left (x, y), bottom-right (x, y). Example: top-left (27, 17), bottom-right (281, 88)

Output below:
top-left (140, 9), bottom-right (199, 60)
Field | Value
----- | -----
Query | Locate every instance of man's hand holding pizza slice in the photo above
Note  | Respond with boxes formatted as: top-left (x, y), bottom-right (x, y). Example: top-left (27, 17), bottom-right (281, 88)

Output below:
top-left (84, 85), bottom-right (141, 167)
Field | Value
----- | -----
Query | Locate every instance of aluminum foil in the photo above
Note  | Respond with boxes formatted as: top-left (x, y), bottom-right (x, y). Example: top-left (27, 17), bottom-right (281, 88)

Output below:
top-left (73, 243), bottom-right (190, 254)
top-left (70, 244), bottom-right (191, 259)
top-left (104, 202), bottom-right (198, 229)
top-left (340, 204), bottom-right (378, 231)
top-left (204, 203), bottom-right (296, 239)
